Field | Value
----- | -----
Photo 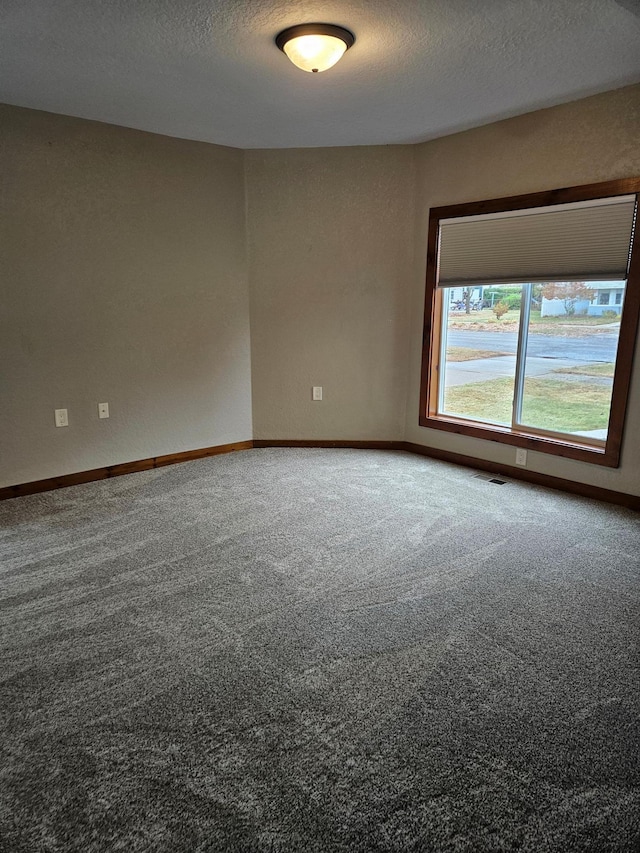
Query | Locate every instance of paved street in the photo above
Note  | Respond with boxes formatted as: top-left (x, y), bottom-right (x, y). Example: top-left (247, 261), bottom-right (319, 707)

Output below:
top-left (444, 355), bottom-right (589, 388)
top-left (448, 329), bottom-right (618, 362)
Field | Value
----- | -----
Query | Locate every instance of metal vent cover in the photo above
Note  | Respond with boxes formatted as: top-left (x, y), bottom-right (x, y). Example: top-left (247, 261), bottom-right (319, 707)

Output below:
top-left (473, 473), bottom-right (508, 485)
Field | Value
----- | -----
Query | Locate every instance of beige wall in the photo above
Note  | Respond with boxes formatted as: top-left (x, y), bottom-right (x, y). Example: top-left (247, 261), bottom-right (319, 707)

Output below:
top-left (246, 146), bottom-right (416, 440)
top-left (0, 105), bottom-right (252, 487)
top-left (3, 86), bottom-right (639, 497)
top-left (405, 85), bottom-right (640, 495)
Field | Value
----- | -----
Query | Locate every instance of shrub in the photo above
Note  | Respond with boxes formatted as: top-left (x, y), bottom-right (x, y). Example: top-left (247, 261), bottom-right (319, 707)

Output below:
top-left (602, 310), bottom-right (619, 320)
top-left (505, 294), bottom-right (523, 309)
top-left (493, 301), bottom-right (509, 320)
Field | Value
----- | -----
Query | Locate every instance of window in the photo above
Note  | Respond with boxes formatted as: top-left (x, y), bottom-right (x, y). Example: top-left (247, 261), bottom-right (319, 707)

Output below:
top-left (420, 178), bottom-right (640, 467)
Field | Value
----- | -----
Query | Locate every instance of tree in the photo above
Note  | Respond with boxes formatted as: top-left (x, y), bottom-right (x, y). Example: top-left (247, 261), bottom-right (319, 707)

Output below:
top-left (541, 281), bottom-right (590, 316)
top-left (493, 300), bottom-right (509, 321)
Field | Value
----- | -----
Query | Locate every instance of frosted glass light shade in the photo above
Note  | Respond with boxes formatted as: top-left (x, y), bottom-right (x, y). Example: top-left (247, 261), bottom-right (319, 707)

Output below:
top-left (283, 34), bottom-right (346, 73)
top-left (276, 24), bottom-right (355, 73)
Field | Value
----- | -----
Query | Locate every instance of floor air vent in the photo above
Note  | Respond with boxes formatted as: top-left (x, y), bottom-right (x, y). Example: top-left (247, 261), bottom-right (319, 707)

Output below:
top-left (473, 473), bottom-right (507, 485)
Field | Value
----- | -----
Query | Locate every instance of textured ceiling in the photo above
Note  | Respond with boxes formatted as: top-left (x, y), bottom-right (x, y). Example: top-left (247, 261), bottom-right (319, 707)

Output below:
top-left (1, 0), bottom-right (639, 149)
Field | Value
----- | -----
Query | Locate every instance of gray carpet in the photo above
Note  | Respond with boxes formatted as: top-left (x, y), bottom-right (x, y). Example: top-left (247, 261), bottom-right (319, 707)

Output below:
top-left (1, 448), bottom-right (639, 852)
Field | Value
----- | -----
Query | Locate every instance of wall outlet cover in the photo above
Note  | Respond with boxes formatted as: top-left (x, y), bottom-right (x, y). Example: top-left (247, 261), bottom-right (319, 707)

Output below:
top-left (516, 448), bottom-right (527, 466)
top-left (54, 408), bottom-right (68, 427)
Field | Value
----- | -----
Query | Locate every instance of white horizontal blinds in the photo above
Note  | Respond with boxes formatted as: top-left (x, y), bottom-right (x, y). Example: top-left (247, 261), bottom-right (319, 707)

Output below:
top-left (437, 195), bottom-right (637, 287)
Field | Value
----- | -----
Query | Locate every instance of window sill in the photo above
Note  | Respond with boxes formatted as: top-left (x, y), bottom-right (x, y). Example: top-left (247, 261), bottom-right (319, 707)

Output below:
top-left (418, 412), bottom-right (619, 467)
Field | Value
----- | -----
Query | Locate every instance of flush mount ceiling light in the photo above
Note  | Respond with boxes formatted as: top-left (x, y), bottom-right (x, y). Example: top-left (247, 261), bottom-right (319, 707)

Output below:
top-left (275, 23), bottom-right (355, 73)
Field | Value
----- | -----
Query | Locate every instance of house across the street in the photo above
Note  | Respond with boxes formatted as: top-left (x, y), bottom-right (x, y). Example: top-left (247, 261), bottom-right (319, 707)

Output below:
top-left (540, 280), bottom-right (625, 317)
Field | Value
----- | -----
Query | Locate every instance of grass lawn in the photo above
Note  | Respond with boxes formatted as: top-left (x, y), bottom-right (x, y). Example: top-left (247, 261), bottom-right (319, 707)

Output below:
top-left (447, 309), bottom-right (619, 336)
top-left (449, 308), bottom-right (619, 326)
top-left (444, 377), bottom-right (612, 432)
top-left (552, 362), bottom-right (615, 377)
top-left (446, 347), bottom-right (508, 362)
top-left (529, 311), bottom-right (620, 326)
top-left (448, 309), bottom-right (520, 331)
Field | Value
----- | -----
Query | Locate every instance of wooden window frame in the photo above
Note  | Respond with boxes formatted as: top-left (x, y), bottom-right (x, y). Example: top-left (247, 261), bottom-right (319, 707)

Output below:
top-left (419, 177), bottom-right (640, 468)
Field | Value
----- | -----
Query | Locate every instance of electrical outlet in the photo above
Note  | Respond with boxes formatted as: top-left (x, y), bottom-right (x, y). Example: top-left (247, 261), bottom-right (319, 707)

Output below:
top-left (98, 402), bottom-right (109, 419)
top-left (312, 386), bottom-right (323, 401)
top-left (54, 408), bottom-right (68, 428)
top-left (515, 448), bottom-right (527, 466)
